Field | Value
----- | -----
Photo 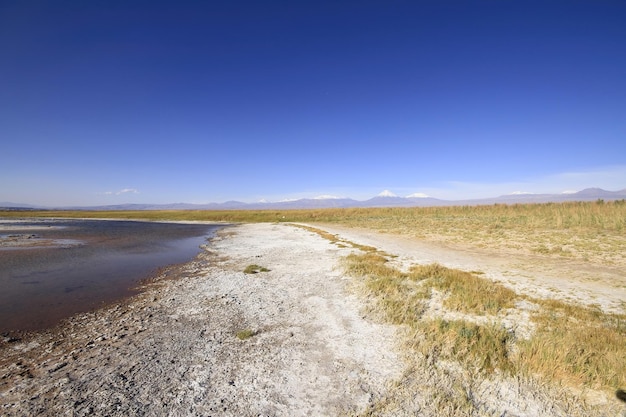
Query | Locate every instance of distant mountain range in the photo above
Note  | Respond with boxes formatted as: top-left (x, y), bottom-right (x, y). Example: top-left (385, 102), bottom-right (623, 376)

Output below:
top-left (2, 188), bottom-right (625, 211)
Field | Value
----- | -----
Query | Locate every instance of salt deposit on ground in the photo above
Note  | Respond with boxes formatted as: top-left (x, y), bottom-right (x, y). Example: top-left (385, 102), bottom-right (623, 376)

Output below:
top-left (1, 222), bottom-right (624, 416)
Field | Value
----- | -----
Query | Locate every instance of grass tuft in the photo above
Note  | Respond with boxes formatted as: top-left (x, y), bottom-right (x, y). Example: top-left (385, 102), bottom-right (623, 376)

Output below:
top-left (418, 319), bottom-right (513, 374)
top-left (344, 253), bottom-right (429, 325)
top-left (517, 299), bottom-right (626, 389)
top-left (243, 264), bottom-right (270, 274)
top-left (236, 329), bottom-right (257, 340)
top-left (410, 264), bottom-right (517, 315)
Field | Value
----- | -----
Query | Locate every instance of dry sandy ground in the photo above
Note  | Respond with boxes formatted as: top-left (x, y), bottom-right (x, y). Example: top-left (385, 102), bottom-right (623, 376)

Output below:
top-left (1, 222), bottom-right (625, 416)
top-left (316, 224), bottom-right (626, 315)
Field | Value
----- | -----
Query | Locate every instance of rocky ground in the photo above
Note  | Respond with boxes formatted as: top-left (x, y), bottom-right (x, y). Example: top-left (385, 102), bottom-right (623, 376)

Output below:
top-left (1, 222), bottom-right (625, 416)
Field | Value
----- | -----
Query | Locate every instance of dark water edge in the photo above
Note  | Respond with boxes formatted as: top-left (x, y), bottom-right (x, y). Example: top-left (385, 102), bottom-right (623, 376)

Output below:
top-left (0, 219), bottom-right (224, 334)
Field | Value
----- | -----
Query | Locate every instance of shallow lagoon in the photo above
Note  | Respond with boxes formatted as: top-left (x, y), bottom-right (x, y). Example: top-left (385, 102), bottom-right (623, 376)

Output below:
top-left (0, 218), bottom-right (221, 333)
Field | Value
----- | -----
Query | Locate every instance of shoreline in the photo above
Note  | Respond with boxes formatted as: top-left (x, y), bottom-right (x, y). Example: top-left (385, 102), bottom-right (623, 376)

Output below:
top-left (0, 223), bottom-right (402, 416)
top-left (1, 222), bottom-right (623, 416)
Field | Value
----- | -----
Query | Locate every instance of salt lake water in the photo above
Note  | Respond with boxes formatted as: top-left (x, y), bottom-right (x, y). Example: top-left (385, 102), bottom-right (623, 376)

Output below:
top-left (0, 218), bottom-right (222, 333)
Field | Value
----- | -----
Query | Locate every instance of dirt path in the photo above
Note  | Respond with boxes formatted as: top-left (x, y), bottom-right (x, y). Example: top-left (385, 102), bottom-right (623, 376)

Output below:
top-left (315, 224), bottom-right (626, 314)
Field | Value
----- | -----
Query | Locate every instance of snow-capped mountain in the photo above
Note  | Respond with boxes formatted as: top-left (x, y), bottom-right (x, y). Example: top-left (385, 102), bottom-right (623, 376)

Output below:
top-left (313, 195), bottom-right (342, 200)
top-left (2, 188), bottom-right (625, 211)
top-left (406, 192), bottom-right (430, 198)
top-left (377, 190), bottom-right (397, 197)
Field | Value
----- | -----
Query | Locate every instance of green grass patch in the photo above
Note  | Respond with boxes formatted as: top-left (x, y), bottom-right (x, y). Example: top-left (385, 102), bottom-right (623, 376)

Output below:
top-left (235, 329), bottom-right (257, 340)
top-left (244, 264), bottom-right (270, 274)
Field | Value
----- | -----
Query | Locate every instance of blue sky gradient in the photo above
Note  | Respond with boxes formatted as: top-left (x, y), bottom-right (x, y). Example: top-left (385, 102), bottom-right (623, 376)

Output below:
top-left (2, 1), bottom-right (625, 206)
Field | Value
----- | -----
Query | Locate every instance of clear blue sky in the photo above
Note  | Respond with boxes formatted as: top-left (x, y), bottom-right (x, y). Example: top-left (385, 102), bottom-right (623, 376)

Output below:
top-left (2, 1), bottom-right (625, 206)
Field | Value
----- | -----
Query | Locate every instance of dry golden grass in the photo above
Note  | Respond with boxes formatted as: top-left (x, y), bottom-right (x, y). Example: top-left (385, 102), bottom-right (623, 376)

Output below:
top-left (292, 224), bottom-right (379, 253)
top-left (344, 253), bottom-right (515, 375)
top-left (344, 253), bottom-right (429, 326)
top-left (418, 318), bottom-right (513, 374)
top-left (409, 263), bottom-right (517, 315)
top-left (6, 200), bottom-right (624, 265)
top-left (343, 250), bottom-right (626, 396)
top-left (517, 299), bottom-right (626, 390)
top-left (4, 201), bottom-right (625, 409)
top-left (318, 201), bottom-right (626, 266)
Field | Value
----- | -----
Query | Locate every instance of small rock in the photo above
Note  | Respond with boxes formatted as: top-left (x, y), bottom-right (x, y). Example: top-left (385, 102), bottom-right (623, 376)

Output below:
top-left (48, 362), bottom-right (68, 373)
